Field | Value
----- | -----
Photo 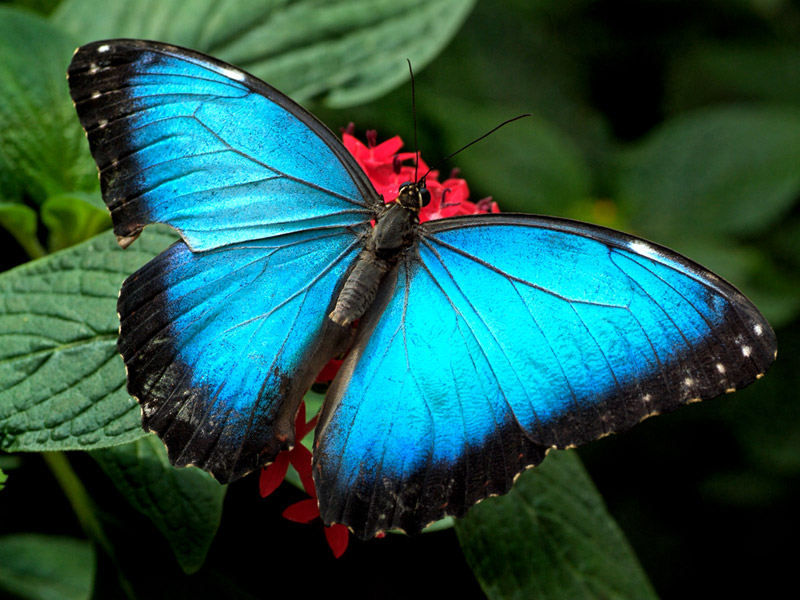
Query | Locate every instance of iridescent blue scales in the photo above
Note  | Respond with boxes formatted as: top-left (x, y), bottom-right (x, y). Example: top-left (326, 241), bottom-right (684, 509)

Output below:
top-left (68, 39), bottom-right (776, 540)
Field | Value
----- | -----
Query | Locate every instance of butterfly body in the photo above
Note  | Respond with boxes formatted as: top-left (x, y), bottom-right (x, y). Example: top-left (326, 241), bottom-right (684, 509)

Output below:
top-left (68, 39), bottom-right (776, 540)
top-left (331, 183), bottom-right (425, 325)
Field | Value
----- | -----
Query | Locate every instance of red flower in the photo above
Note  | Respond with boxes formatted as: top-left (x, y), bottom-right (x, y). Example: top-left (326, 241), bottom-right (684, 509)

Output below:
top-left (259, 401), bottom-right (316, 499)
top-left (313, 357), bottom-right (343, 384)
top-left (342, 127), bottom-right (499, 224)
top-left (263, 129), bottom-right (498, 555)
top-left (260, 400), bottom-right (350, 557)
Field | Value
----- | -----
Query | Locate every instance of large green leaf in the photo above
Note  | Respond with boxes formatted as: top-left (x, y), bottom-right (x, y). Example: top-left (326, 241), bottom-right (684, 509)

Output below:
top-left (0, 228), bottom-right (175, 453)
top-left (0, 6), bottom-right (100, 256)
top-left (92, 436), bottom-right (226, 574)
top-left (0, 7), bottom-right (96, 207)
top-left (52, 0), bottom-right (476, 107)
top-left (456, 451), bottom-right (658, 600)
top-left (0, 534), bottom-right (94, 600)
top-left (616, 106), bottom-right (800, 240)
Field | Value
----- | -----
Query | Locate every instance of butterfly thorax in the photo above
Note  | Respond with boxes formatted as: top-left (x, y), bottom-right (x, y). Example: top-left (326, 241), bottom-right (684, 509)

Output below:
top-left (328, 183), bottom-right (426, 326)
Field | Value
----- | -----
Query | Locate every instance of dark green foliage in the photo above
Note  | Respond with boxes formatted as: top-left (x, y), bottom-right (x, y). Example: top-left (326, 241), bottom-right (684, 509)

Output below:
top-left (456, 452), bottom-right (658, 600)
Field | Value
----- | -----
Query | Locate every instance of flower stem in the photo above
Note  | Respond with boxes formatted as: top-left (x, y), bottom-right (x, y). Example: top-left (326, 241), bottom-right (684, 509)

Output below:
top-left (42, 451), bottom-right (136, 599)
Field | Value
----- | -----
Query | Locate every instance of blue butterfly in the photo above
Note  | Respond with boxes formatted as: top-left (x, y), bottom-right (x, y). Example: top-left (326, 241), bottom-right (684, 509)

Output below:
top-left (68, 39), bottom-right (776, 540)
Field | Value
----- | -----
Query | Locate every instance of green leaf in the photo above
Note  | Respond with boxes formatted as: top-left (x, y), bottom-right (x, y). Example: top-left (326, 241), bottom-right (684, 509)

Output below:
top-left (0, 467), bottom-right (6, 491)
top-left (0, 534), bottom-right (94, 600)
top-left (616, 106), bottom-right (800, 240)
top-left (40, 193), bottom-right (112, 252)
top-left (52, 0), bottom-right (476, 107)
top-left (419, 0), bottom-right (611, 169)
top-left (92, 436), bottom-right (226, 574)
top-left (0, 202), bottom-right (45, 260)
top-left (0, 228), bottom-right (175, 453)
top-left (428, 97), bottom-right (592, 215)
top-left (0, 6), bottom-right (97, 207)
top-left (9, 0), bottom-right (62, 16)
top-left (456, 451), bottom-right (658, 600)
top-left (667, 43), bottom-right (800, 112)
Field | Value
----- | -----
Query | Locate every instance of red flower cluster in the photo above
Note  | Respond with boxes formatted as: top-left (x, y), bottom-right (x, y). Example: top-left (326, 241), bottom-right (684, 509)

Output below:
top-left (259, 401), bottom-right (349, 557)
top-left (260, 129), bottom-right (497, 557)
top-left (342, 126), bottom-right (499, 220)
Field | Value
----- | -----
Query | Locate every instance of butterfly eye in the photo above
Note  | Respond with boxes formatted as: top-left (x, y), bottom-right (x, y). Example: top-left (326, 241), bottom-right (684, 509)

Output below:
top-left (419, 188), bottom-right (431, 207)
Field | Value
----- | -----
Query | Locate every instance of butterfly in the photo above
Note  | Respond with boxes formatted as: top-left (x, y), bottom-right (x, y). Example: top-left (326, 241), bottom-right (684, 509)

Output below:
top-left (67, 39), bottom-right (777, 540)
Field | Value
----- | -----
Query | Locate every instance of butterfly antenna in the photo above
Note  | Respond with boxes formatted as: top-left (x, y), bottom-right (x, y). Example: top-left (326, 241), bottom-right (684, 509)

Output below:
top-left (421, 113), bottom-right (532, 181)
top-left (407, 59), bottom-right (421, 183)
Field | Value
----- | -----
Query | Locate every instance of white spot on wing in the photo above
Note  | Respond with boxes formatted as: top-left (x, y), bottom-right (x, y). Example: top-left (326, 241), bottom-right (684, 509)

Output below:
top-left (91, 91), bottom-right (101, 99)
top-left (628, 240), bottom-right (659, 260)
top-left (754, 324), bottom-right (763, 336)
top-left (716, 363), bottom-right (726, 374)
top-left (97, 44), bottom-right (110, 53)
top-left (742, 345), bottom-right (752, 357)
top-left (219, 66), bottom-right (246, 82)
top-left (98, 119), bottom-right (108, 128)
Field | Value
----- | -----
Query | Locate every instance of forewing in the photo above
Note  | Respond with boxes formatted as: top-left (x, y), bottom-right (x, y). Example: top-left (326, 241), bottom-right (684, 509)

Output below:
top-left (313, 214), bottom-right (776, 538)
top-left (67, 39), bottom-right (378, 250)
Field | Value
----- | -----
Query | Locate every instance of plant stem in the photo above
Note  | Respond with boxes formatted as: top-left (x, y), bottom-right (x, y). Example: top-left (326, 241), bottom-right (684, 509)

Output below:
top-left (42, 452), bottom-right (110, 553)
top-left (42, 451), bottom-right (137, 600)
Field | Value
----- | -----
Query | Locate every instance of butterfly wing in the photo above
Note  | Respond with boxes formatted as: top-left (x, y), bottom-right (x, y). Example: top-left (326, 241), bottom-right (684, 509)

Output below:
top-left (67, 39), bottom-right (377, 250)
top-left (118, 231), bottom-right (364, 481)
top-left (68, 40), bottom-right (380, 481)
top-left (313, 214), bottom-right (776, 539)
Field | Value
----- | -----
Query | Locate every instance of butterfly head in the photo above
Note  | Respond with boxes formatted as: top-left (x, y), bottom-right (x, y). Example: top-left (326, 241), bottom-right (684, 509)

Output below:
top-left (396, 180), bottom-right (431, 212)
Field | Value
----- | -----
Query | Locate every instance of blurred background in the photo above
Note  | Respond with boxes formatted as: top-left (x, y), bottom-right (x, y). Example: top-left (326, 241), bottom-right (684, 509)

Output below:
top-left (1, 0), bottom-right (798, 598)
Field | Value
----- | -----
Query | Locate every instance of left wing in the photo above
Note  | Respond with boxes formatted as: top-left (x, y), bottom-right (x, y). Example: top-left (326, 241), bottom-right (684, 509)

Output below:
top-left (313, 214), bottom-right (776, 539)
top-left (68, 39), bottom-right (379, 251)
top-left (67, 40), bottom-right (380, 481)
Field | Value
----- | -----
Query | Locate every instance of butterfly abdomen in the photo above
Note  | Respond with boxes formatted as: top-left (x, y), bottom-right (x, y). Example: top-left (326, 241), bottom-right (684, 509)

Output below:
top-left (329, 250), bottom-right (390, 326)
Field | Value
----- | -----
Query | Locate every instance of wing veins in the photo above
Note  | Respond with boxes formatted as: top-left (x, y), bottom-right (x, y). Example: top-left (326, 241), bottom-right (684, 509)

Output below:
top-left (228, 279), bottom-right (315, 471)
top-left (192, 110), bottom-right (371, 208)
top-left (415, 248), bottom-right (538, 475)
top-left (221, 237), bottom-right (360, 336)
top-left (425, 234), bottom-right (625, 309)
top-left (418, 241), bottom-right (529, 424)
top-left (326, 294), bottom-right (408, 501)
top-left (612, 249), bottom-right (720, 335)
top-left (505, 277), bottom-right (581, 430)
top-left (100, 110), bottom-right (370, 210)
top-left (123, 243), bottom-right (286, 371)
top-left (178, 217), bottom-right (374, 238)
top-left (172, 271), bottom-right (307, 469)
